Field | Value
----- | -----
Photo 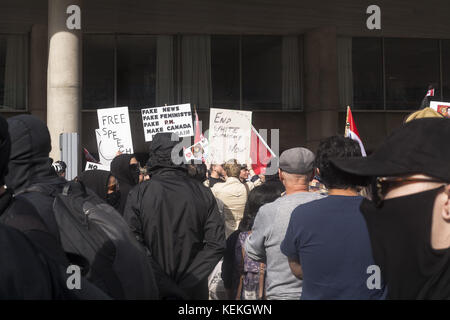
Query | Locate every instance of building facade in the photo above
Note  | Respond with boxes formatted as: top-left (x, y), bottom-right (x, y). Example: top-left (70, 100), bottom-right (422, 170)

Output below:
top-left (1, 0), bottom-right (449, 163)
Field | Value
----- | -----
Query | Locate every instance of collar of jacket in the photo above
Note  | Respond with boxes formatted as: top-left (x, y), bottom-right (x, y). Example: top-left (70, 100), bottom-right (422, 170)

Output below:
top-left (150, 165), bottom-right (187, 177)
top-left (0, 188), bottom-right (13, 216)
top-left (225, 177), bottom-right (241, 184)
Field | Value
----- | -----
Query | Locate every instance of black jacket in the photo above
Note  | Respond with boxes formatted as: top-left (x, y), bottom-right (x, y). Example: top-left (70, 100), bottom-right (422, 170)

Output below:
top-left (124, 166), bottom-right (226, 299)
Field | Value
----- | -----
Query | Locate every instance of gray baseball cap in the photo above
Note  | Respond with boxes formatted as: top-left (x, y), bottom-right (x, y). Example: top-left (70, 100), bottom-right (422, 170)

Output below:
top-left (279, 147), bottom-right (315, 174)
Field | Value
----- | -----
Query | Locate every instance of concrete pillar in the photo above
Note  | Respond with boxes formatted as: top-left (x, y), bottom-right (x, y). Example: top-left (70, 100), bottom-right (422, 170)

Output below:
top-left (303, 26), bottom-right (339, 152)
top-left (29, 24), bottom-right (48, 123)
top-left (47, 0), bottom-right (82, 161)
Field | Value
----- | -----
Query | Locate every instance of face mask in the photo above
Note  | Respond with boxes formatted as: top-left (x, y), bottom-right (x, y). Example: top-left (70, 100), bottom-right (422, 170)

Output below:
top-left (360, 186), bottom-right (450, 299)
top-left (106, 190), bottom-right (121, 209)
top-left (129, 164), bottom-right (140, 185)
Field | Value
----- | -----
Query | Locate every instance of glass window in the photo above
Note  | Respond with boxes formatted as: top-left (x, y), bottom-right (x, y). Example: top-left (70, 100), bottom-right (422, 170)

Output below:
top-left (352, 38), bottom-right (384, 110)
top-left (442, 40), bottom-right (450, 102)
top-left (211, 36), bottom-right (240, 109)
top-left (83, 35), bottom-right (115, 109)
top-left (117, 36), bottom-right (156, 109)
top-left (0, 34), bottom-right (28, 110)
top-left (384, 38), bottom-right (440, 110)
top-left (242, 36), bottom-right (282, 110)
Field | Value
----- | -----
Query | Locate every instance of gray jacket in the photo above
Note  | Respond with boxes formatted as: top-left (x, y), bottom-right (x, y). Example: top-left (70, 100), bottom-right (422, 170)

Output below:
top-left (245, 192), bottom-right (325, 300)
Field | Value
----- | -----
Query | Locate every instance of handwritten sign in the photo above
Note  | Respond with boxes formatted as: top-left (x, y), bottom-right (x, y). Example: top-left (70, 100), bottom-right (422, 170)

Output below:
top-left (97, 107), bottom-right (134, 167)
top-left (208, 108), bottom-right (252, 164)
top-left (430, 101), bottom-right (450, 118)
top-left (85, 161), bottom-right (110, 171)
top-left (141, 103), bottom-right (194, 142)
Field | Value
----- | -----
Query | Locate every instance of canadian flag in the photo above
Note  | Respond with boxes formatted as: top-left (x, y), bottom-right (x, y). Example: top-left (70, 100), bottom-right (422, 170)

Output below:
top-left (250, 126), bottom-right (276, 175)
top-left (426, 88), bottom-right (435, 97)
top-left (345, 106), bottom-right (367, 157)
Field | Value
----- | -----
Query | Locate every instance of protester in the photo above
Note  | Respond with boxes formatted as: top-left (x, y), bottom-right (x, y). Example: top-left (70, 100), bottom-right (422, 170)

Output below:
top-left (51, 160), bottom-right (67, 179)
top-left (211, 159), bottom-right (258, 238)
top-left (245, 147), bottom-right (324, 300)
top-left (110, 154), bottom-right (141, 215)
top-left (0, 115), bottom-right (110, 299)
top-left (186, 162), bottom-right (208, 183)
top-left (222, 183), bottom-right (283, 299)
top-left (77, 170), bottom-right (120, 210)
top-left (281, 136), bottom-right (386, 300)
top-left (124, 133), bottom-right (225, 300)
top-left (205, 163), bottom-right (226, 188)
top-left (331, 118), bottom-right (450, 299)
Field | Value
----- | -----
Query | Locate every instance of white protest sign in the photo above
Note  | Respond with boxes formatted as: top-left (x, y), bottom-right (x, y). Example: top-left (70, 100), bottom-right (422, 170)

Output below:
top-left (430, 101), bottom-right (450, 118)
top-left (85, 161), bottom-right (110, 171)
top-left (208, 108), bottom-right (252, 164)
top-left (97, 107), bottom-right (134, 167)
top-left (141, 103), bottom-right (193, 142)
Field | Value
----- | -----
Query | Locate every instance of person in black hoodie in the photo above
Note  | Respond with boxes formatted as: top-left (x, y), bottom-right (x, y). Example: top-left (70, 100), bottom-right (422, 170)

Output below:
top-left (110, 154), bottom-right (141, 215)
top-left (124, 132), bottom-right (226, 300)
top-left (0, 115), bottom-right (109, 299)
top-left (77, 169), bottom-right (121, 210)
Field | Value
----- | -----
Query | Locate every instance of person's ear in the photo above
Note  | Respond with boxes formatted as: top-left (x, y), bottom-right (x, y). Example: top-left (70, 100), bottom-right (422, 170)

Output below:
top-left (278, 169), bottom-right (283, 182)
top-left (442, 185), bottom-right (450, 222)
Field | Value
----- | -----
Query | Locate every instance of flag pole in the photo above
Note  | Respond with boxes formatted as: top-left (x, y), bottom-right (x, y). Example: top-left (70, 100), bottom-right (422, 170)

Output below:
top-left (345, 106), bottom-right (350, 137)
top-left (251, 126), bottom-right (277, 158)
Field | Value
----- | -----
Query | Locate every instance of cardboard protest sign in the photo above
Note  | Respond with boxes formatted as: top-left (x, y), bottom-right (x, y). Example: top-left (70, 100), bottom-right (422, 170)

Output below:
top-left (141, 103), bottom-right (194, 142)
top-left (96, 107), bottom-right (134, 167)
top-left (430, 101), bottom-right (450, 118)
top-left (85, 161), bottom-right (110, 172)
top-left (184, 135), bottom-right (208, 162)
top-left (208, 108), bottom-right (252, 164)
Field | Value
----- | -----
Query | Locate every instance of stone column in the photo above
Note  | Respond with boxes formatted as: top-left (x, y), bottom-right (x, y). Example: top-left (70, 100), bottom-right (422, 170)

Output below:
top-left (29, 24), bottom-right (48, 123)
top-left (303, 26), bottom-right (339, 152)
top-left (47, 0), bottom-right (82, 161)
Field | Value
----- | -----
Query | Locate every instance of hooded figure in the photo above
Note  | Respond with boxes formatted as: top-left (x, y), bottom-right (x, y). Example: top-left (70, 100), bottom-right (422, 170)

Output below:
top-left (0, 115), bottom-right (109, 299)
top-left (78, 170), bottom-right (121, 209)
top-left (124, 133), bottom-right (225, 299)
top-left (110, 154), bottom-right (139, 214)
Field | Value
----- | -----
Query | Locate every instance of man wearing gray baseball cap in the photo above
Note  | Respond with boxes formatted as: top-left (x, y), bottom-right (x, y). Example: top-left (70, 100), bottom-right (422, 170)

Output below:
top-left (245, 147), bottom-right (324, 300)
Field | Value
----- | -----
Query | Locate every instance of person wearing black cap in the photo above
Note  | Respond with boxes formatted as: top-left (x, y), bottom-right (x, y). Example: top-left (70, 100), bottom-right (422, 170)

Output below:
top-left (124, 132), bottom-right (225, 300)
top-left (332, 118), bottom-right (450, 299)
top-left (281, 136), bottom-right (386, 300)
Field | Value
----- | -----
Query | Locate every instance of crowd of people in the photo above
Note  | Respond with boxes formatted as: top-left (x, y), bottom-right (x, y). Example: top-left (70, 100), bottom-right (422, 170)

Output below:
top-left (0, 107), bottom-right (448, 300)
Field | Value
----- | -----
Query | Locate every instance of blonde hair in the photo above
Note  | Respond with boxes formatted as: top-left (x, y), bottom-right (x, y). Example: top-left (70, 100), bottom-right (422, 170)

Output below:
top-left (405, 107), bottom-right (444, 123)
top-left (223, 159), bottom-right (241, 178)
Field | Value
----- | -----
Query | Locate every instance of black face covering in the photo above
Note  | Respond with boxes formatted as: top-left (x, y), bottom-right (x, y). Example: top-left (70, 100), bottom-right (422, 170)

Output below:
top-left (129, 164), bottom-right (140, 185)
top-left (360, 186), bottom-right (450, 299)
top-left (106, 190), bottom-right (121, 210)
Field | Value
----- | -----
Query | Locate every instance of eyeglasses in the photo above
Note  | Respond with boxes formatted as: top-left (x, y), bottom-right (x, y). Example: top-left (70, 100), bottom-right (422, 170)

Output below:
top-left (374, 176), bottom-right (447, 206)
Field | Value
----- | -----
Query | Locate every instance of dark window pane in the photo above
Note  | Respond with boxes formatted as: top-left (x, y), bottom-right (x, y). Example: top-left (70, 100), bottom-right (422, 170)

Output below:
top-left (211, 36), bottom-right (240, 109)
top-left (443, 40), bottom-right (450, 101)
top-left (117, 36), bottom-right (156, 109)
top-left (242, 36), bottom-right (282, 110)
top-left (0, 34), bottom-right (27, 110)
top-left (83, 35), bottom-right (115, 109)
top-left (385, 38), bottom-right (440, 110)
top-left (352, 38), bottom-right (384, 110)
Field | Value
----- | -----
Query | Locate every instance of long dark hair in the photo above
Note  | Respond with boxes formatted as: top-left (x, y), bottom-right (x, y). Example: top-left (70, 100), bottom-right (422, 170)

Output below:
top-left (239, 183), bottom-right (283, 232)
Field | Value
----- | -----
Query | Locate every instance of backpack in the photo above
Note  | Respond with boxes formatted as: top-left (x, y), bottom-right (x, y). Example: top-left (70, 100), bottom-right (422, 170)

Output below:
top-left (18, 180), bottom-right (158, 300)
top-left (235, 231), bottom-right (266, 300)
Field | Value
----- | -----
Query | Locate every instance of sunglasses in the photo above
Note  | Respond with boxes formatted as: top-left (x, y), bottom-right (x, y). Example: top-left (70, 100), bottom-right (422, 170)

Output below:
top-left (374, 176), bottom-right (447, 207)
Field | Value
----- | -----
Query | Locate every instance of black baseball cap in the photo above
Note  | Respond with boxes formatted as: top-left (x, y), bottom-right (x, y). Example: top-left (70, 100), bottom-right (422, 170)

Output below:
top-left (331, 118), bottom-right (450, 182)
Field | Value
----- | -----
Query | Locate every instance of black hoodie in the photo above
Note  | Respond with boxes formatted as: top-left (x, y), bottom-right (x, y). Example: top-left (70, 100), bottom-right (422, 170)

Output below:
top-left (110, 154), bottom-right (138, 215)
top-left (124, 133), bottom-right (226, 299)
